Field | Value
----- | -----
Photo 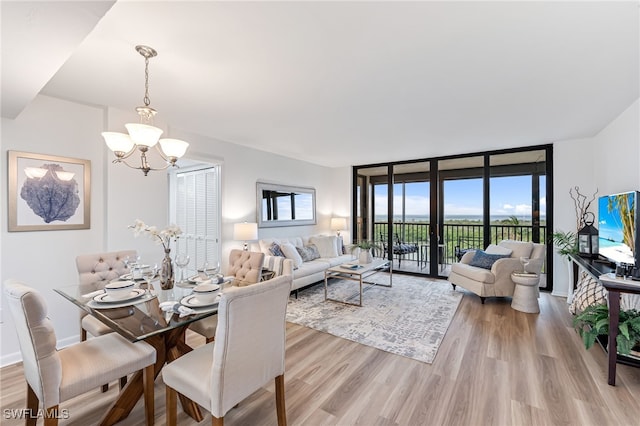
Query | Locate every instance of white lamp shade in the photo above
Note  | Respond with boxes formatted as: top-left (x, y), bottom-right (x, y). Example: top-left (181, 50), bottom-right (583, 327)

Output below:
top-left (159, 138), bottom-right (189, 158)
top-left (331, 217), bottom-right (347, 231)
top-left (233, 222), bottom-right (258, 241)
top-left (102, 132), bottom-right (135, 153)
top-left (124, 123), bottom-right (163, 147)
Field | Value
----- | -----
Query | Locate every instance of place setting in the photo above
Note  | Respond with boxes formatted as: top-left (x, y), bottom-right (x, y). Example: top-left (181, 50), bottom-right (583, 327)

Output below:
top-left (86, 280), bottom-right (157, 309)
top-left (159, 282), bottom-right (222, 317)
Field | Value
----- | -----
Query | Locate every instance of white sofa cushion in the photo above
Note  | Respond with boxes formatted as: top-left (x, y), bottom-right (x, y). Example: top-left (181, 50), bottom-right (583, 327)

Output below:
top-left (309, 235), bottom-right (339, 258)
top-left (280, 242), bottom-right (303, 268)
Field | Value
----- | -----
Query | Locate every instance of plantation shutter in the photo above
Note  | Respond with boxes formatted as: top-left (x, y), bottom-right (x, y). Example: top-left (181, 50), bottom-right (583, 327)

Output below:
top-left (170, 165), bottom-right (221, 276)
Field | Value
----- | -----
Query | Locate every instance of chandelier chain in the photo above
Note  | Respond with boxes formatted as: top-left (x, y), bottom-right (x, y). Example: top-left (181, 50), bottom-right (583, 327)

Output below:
top-left (143, 55), bottom-right (151, 107)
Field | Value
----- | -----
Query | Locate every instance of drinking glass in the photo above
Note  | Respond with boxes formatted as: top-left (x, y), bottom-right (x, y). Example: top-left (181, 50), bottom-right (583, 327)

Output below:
top-left (175, 254), bottom-right (190, 283)
top-left (142, 263), bottom-right (158, 292)
top-left (201, 260), bottom-right (220, 278)
top-left (520, 256), bottom-right (530, 273)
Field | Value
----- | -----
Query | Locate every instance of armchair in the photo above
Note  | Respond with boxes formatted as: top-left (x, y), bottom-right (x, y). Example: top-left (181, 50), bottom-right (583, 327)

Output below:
top-left (449, 240), bottom-right (545, 304)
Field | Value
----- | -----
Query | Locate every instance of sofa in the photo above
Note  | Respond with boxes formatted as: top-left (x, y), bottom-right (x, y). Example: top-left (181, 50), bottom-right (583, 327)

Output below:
top-left (448, 240), bottom-right (546, 303)
top-left (251, 234), bottom-right (354, 292)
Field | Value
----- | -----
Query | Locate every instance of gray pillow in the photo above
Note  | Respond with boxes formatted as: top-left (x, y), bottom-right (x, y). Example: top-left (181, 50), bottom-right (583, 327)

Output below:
top-left (468, 250), bottom-right (510, 270)
top-left (296, 244), bottom-right (320, 262)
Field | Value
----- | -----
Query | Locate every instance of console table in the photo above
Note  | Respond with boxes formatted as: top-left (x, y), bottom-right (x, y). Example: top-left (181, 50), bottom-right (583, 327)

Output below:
top-left (598, 273), bottom-right (640, 386)
top-left (568, 254), bottom-right (640, 386)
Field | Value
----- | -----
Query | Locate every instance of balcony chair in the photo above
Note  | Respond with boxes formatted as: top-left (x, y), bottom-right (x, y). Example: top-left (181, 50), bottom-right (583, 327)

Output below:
top-left (379, 233), bottom-right (418, 267)
top-left (163, 274), bottom-right (292, 426)
top-left (187, 250), bottom-right (266, 344)
top-left (3, 279), bottom-right (156, 426)
top-left (449, 240), bottom-right (545, 304)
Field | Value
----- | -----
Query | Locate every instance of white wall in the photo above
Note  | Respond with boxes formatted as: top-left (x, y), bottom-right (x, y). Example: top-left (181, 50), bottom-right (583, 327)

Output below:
top-left (552, 99), bottom-right (639, 297)
top-left (0, 95), bottom-right (350, 366)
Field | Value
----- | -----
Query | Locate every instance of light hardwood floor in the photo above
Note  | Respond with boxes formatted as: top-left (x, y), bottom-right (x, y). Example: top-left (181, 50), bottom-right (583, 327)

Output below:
top-left (2, 282), bottom-right (639, 425)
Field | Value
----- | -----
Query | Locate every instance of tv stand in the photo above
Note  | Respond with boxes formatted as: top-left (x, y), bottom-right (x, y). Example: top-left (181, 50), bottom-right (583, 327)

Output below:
top-left (568, 254), bottom-right (640, 386)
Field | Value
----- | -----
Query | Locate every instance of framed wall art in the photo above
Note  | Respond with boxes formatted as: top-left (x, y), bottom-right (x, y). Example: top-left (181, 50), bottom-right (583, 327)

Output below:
top-left (8, 151), bottom-right (91, 231)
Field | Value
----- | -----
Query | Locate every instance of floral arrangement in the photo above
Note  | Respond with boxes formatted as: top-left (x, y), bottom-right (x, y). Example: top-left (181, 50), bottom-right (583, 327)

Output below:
top-left (130, 219), bottom-right (182, 251)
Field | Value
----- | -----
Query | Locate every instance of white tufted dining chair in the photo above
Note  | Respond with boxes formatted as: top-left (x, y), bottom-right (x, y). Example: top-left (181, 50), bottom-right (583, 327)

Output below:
top-left (188, 250), bottom-right (266, 344)
top-left (164, 273), bottom-right (291, 426)
top-left (3, 279), bottom-right (157, 426)
top-left (75, 250), bottom-right (137, 341)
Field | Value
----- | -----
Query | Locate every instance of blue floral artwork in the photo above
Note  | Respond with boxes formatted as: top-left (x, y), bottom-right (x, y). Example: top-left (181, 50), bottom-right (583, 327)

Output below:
top-left (20, 163), bottom-right (80, 223)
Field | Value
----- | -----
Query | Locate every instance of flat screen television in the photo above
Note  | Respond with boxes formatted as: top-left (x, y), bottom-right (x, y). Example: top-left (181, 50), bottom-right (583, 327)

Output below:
top-left (598, 190), bottom-right (640, 267)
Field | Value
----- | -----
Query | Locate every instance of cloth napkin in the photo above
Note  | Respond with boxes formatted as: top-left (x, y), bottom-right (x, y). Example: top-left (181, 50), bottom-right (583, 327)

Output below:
top-left (159, 301), bottom-right (196, 317)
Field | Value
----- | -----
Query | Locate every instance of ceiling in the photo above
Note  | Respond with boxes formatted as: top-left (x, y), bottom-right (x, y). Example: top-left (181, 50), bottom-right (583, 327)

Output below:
top-left (2, 1), bottom-right (638, 168)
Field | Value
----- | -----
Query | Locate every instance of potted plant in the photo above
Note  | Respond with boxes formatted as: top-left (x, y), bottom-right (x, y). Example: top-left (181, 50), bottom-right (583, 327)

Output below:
top-left (573, 304), bottom-right (640, 356)
top-left (350, 240), bottom-right (382, 264)
top-left (552, 230), bottom-right (578, 259)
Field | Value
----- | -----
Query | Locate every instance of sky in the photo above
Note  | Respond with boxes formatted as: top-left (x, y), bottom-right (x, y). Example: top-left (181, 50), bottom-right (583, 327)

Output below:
top-left (374, 175), bottom-right (547, 218)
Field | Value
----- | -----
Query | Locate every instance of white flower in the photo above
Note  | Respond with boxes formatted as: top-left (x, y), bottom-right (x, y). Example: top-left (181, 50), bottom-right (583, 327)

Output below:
top-left (129, 220), bottom-right (182, 251)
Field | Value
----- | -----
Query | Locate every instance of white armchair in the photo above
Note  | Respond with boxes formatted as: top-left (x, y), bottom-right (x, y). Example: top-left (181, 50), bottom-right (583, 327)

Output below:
top-left (449, 240), bottom-right (545, 304)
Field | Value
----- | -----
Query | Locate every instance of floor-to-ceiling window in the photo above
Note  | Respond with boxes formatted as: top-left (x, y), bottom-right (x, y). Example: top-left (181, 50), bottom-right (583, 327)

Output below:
top-left (352, 145), bottom-right (553, 291)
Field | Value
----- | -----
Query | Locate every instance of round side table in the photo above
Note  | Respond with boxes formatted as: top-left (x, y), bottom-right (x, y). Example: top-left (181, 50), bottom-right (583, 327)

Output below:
top-left (511, 272), bottom-right (540, 313)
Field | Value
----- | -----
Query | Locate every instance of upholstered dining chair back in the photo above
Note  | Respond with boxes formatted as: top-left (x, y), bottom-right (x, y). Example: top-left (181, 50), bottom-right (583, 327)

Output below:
top-left (163, 274), bottom-right (292, 425)
top-left (76, 250), bottom-right (137, 341)
top-left (3, 279), bottom-right (157, 425)
top-left (76, 249), bottom-right (137, 294)
top-left (4, 279), bottom-right (62, 409)
top-left (227, 249), bottom-right (265, 285)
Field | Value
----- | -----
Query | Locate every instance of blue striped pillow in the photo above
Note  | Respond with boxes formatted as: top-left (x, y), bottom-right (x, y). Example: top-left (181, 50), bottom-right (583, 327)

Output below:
top-left (468, 250), bottom-right (510, 269)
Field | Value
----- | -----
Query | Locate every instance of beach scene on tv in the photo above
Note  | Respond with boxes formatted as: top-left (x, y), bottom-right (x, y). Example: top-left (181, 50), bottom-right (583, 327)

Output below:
top-left (598, 192), bottom-right (636, 265)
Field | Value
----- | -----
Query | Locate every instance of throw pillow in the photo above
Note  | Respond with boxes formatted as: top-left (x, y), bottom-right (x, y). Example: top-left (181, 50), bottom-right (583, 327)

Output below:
top-left (309, 235), bottom-right (339, 258)
top-left (485, 244), bottom-right (513, 256)
top-left (269, 242), bottom-right (285, 257)
top-left (498, 240), bottom-right (533, 259)
top-left (280, 242), bottom-right (303, 268)
top-left (296, 244), bottom-right (321, 262)
top-left (468, 250), bottom-right (510, 270)
top-left (569, 272), bottom-right (608, 315)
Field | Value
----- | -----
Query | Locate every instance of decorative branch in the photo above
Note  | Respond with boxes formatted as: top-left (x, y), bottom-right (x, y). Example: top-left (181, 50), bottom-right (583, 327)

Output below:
top-left (569, 186), bottom-right (598, 230)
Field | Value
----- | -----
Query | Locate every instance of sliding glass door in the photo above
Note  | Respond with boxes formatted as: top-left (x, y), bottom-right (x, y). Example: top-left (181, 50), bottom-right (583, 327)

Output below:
top-left (352, 145), bottom-right (554, 291)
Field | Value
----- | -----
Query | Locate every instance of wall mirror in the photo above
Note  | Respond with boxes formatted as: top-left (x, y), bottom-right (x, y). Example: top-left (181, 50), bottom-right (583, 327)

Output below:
top-left (257, 182), bottom-right (316, 228)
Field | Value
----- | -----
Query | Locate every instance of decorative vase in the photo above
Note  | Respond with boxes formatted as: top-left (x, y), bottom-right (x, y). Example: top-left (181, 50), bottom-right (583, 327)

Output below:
top-left (160, 248), bottom-right (174, 290)
top-left (359, 249), bottom-right (373, 264)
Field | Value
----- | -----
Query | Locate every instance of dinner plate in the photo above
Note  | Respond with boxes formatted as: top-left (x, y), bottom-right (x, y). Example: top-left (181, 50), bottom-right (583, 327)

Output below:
top-left (181, 294), bottom-right (221, 308)
top-left (93, 288), bottom-right (146, 304)
top-left (119, 273), bottom-right (147, 281)
top-left (187, 275), bottom-right (212, 284)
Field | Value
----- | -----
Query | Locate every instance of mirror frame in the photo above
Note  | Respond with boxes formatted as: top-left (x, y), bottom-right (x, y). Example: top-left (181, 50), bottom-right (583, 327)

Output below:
top-left (256, 182), bottom-right (316, 228)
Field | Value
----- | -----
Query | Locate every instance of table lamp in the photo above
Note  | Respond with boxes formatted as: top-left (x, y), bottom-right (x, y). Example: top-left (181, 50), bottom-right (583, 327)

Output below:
top-left (331, 217), bottom-right (347, 236)
top-left (233, 222), bottom-right (258, 251)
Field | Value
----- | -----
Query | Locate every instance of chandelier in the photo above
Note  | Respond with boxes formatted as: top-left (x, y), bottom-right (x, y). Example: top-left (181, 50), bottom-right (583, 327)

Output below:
top-left (102, 45), bottom-right (189, 176)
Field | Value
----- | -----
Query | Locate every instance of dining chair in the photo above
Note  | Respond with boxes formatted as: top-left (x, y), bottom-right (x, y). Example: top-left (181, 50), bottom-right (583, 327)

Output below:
top-left (76, 250), bottom-right (138, 341)
top-left (188, 250), bottom-right (266, 344)
top-left (3, 279), bottom-right (157, 426)
top-left (163, 273), bottom-right (292, 426)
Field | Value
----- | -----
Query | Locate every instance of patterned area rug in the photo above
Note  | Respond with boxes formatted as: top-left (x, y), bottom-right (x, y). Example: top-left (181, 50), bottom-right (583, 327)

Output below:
top-left (286, 273), bottom-right (463, 364)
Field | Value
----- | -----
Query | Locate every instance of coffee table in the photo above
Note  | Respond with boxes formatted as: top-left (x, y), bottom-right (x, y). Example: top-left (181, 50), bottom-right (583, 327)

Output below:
top-left (324, 258), bottom-right (392, 306)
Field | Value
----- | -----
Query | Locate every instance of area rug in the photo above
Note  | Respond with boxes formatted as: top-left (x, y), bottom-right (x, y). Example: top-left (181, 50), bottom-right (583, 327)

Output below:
top-left (286, 273), bottom-right (463, 364)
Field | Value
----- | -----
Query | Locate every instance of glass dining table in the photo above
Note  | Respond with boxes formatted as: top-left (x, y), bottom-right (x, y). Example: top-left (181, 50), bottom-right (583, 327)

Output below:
top-left (55, 281), bottom-right (219, 424)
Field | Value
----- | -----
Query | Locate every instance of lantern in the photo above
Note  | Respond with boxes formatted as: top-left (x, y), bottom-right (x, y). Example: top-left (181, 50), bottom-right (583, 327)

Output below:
top-left (578, 212), bottom-right (599, 258)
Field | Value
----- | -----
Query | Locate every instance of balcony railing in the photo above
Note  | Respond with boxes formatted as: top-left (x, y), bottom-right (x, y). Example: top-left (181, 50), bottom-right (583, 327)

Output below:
top-left (373, 221), bottom-right (547, 268)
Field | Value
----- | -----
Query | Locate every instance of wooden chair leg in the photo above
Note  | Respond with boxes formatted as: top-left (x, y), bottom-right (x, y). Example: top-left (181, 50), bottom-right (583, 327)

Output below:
top-left (212, 416), bottom-right (223, 426)
top-left (43, 405), bottom-right (59, 426)
top-left (275, 374), bottom-right (287, 426)
top-left (80, 328), bottom-right (87, 341)
top-left (26, 384), bottom-right (38, 426)
top-left (119, 376), bottom-right (128, 390)
top-left (101, 383), bottom-right (109, 393)
top-left (143, 365), bottom-right (154, 426)
top-left (205, 336), bottom-right (215, 344)
top-left (166, 386), bottom-right (177, 426)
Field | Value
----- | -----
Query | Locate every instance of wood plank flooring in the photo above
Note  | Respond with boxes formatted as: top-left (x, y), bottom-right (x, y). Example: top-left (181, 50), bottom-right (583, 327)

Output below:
top-left (2, 282), bottom-right (639, 425)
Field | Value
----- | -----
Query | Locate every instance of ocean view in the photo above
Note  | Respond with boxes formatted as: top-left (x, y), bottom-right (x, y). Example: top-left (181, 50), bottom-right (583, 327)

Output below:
top-left (375, 215), bottom-right (546, 223)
